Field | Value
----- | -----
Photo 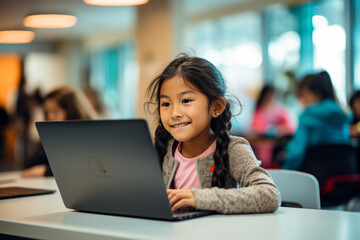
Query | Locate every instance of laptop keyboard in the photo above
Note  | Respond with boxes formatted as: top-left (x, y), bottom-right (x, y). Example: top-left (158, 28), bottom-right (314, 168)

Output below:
top-left (172, 206), bottom-right (215, 220)
top-left (173, 206), bottom-right (196, 214)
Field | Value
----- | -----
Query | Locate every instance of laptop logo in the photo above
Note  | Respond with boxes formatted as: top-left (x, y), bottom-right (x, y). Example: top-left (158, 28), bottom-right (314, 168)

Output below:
top-left (88, 157), bottom-right (113, 177)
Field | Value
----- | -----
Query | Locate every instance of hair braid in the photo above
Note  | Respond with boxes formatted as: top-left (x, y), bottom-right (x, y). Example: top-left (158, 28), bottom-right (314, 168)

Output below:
top-left (211, 102), bottom-right (232, 187)
top-left (154, 124), bottom-right (171, 164)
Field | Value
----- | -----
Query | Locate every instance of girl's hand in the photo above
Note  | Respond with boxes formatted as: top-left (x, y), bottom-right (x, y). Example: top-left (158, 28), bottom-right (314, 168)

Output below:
top-left (167, 189), bottom-right (196, 212)
top-left (20, 165), bottom-right (47, 178)
top-left (350, 123), bottom-right (360, 137)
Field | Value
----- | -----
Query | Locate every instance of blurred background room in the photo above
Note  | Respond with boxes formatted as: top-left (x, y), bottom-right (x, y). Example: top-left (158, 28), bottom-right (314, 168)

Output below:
top-left (1, 0), bottom-right (360, 210)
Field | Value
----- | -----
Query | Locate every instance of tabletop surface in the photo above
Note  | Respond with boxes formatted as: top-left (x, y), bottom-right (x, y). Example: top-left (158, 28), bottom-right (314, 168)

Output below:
top-left (0, 171), bottom-right (360, 240)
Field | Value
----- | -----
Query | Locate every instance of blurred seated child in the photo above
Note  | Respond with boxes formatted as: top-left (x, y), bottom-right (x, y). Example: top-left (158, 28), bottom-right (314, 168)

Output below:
top-left (282, 71), bottom-right (351, 170)
top-left (348, 90), bottom-right (360, 174)
top-left (349, 90), bottom-right (360, 138)
top-left (20, 86), bottom-right (97, 177)
top-left (0, 106), bottom-right (9, 162)
top-left (249, 85), bottom-right (294, 168)
top-left (250, 84), bottom-right (294, 137)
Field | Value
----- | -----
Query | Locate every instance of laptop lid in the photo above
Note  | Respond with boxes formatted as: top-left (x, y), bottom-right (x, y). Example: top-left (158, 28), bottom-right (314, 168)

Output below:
top-left (36, 119), bottom-right (178, 220)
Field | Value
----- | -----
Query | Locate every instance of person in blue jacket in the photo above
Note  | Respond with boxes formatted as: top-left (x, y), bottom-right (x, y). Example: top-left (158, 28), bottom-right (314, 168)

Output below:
top-left (282, 71), bottom-right (351, 170)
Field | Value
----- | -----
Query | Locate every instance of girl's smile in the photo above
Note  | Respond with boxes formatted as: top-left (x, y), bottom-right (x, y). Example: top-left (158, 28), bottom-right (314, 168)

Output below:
top-left (171, 122), bottom-right (191, 129)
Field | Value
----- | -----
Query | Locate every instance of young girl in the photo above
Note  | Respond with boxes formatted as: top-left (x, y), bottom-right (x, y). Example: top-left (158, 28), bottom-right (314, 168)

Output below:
top-left (146, 54), bottom-right (280, 214)
top-left (20, 86), bottom-right (97, 178)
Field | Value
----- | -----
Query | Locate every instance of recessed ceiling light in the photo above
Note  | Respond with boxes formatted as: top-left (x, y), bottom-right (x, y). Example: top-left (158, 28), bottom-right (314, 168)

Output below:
top-left (0, 30), bottom-right (35, 44)
top-left (84, 0), bottom-right (149, 6)
top-left (23, 14), bottom-right (77, 29)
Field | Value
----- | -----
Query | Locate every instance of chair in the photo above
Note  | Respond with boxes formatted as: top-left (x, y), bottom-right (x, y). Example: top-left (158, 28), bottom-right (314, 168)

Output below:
top-left (301, 144), bottom-right (360, 208)
top-left (268, 169), bottom-right (321, 209)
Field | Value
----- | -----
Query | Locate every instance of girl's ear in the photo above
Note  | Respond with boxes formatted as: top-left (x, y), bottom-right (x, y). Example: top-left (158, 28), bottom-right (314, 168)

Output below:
top-left (211, 97), bottom-right (226, 118)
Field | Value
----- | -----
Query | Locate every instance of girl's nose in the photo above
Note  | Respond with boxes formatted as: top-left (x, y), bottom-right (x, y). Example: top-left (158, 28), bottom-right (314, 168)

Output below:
top-left (171, 106), bottom-right (182, 119)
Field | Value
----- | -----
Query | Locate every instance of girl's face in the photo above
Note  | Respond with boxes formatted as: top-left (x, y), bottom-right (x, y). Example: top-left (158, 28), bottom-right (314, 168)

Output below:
top-left (44, 99), bottom-right (67, 121)
top-left (263, 90), bottom-right (275, 108)
top-left (159, 76), bottom-right (215, 145)
top-left (298, 88), bottom-right (321, 108)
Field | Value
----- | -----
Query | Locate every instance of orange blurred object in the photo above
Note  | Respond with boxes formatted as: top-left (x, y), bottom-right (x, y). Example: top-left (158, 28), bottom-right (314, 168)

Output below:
top-left (84, 0), bottom-right (149, 6)
top-left (0, 30), bottom-right (34, 44)
top-left (24, 14), bottom-right (77, 28)
top-left (0, 54), bottom-right (21, 108)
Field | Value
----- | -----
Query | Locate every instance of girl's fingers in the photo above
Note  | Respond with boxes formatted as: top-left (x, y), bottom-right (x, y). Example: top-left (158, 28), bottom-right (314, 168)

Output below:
top-left (167, 189), bottom-right (190, 202)
top-left (166, 189), bottom-right (196, 210)
top-left (172, 199), bottom-right (191, 211)
top-left (168, 190), bottom-right (188, 205)
top-left (168, 193), bottom-right (180, 206)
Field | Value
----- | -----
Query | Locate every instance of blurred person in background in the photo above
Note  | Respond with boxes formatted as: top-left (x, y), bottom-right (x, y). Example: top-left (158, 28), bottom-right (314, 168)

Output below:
top-left (347, 90), bottom-right (360, 211)
top-left (249, 84), bottom-right (294, 168)
top-left (250, 84), bottom-right (294, 137)
top-left (282, 71), bottom-right (351, 170)
top-left (348, 90), bottom-right (360, 172)
top-left (20, 86), bottom-right (97, 178)
top-left (7, 58), bottom-right (43, 170)
top-left (0, 106), bottom-right (9, 163)
top-left (12, 70), bottom-right (32, 167)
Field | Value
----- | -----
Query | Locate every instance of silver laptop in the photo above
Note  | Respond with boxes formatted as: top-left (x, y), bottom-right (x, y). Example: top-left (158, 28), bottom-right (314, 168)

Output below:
top-left (36, 119), bottom-right (214, 221)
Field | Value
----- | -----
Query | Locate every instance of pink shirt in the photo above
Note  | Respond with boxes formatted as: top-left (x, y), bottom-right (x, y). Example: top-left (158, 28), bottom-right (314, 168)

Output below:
top-left (173, 141), bottom-right (216, 189)
top-left (250, 104), bottom-right (294, 136)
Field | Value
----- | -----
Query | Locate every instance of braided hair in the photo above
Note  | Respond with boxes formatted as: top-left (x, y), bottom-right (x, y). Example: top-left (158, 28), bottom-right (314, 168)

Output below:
top-left (146, 54), bottom-right (235, 188)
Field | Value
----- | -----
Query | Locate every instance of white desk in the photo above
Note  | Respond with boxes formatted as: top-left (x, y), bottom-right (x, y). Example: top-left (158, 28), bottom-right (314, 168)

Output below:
top-left (0, 171), bottom-right (359, 240)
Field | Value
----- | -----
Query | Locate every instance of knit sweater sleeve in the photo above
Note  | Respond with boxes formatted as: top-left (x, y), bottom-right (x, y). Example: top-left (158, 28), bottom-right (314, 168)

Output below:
top-left (192, 137), bottom-right (280, 214)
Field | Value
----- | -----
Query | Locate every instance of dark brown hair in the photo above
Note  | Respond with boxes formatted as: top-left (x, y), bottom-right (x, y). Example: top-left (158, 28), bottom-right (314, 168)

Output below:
top-left (255, 84), bottom-right (275, 110)
top-left (44, 86), bottom-right (96, 120)
top-left (297, 71), bottom-right (336, 101)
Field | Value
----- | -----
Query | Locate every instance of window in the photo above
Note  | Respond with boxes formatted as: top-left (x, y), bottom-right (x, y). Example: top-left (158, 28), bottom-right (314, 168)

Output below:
top-left (187, 12), bottom-right (263, 133)
top-left (311, 0), bottom-right (346, 104)
top-left (184, 0), bottom-right (350, 132)
top-left (89, 42), bottom-right (138, 118)
top-left (265, 0), bottom-right (346, 105)
top-left (264, 4), bottom-right (300, 109)
top-left (354, 0), bottom-right (360, 89)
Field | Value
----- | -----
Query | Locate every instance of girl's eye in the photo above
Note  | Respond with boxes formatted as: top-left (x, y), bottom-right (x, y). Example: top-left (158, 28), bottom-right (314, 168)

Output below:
top-left (182, 99), bottom-right (192, 104)
top-left (161, 102), bottom-right (170, 107)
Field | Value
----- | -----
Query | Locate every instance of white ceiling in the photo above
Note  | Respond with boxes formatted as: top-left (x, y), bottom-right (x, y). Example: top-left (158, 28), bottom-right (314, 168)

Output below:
top-left (183, 0), bottom-right (249, 16)
top-left (0, 0), bottom-right (136, 42)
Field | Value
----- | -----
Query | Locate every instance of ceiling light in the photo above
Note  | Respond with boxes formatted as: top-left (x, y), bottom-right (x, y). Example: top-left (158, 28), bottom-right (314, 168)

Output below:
top-left (23, 14), bottom-right (77, 28)
top-left (84, 0), bottom-right (149, 6)
top-left (0, 30), bottom-right (35, 44)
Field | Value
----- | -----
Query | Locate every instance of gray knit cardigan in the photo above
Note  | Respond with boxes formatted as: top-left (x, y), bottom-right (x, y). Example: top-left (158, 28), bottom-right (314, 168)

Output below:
top-left (162, 136), bottom-right (281, 214)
